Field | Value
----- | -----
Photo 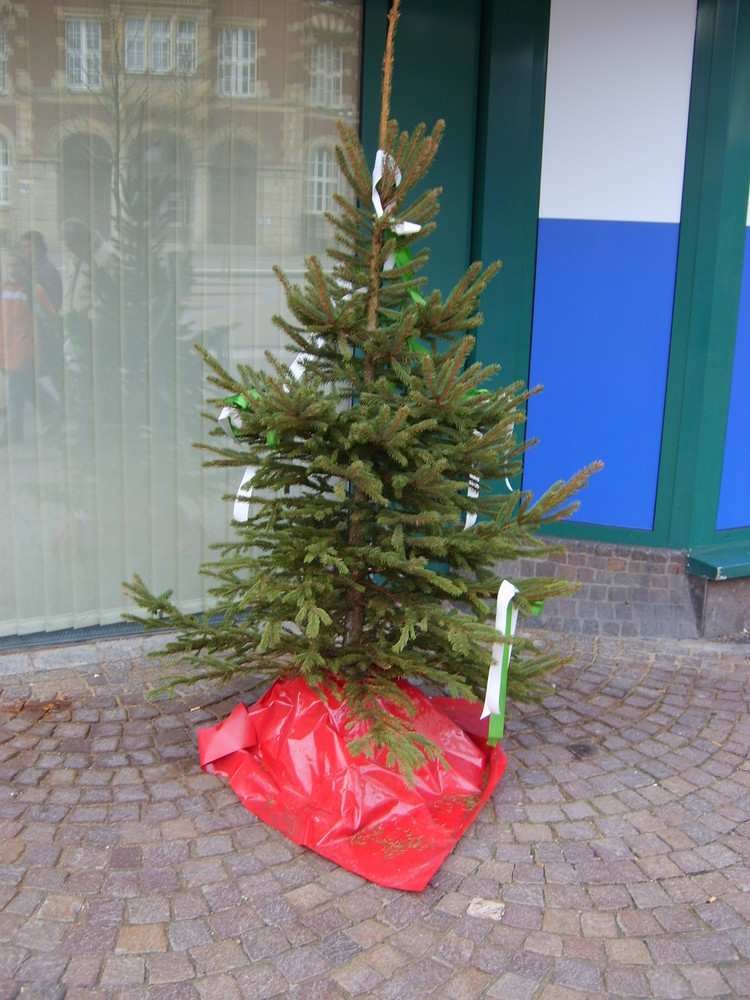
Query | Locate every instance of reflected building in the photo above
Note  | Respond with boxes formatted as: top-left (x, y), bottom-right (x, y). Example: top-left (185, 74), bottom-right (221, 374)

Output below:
top-left (0, 1), bottom-right (361, 259)
top-left (0, 1), bottom-right (363, 638)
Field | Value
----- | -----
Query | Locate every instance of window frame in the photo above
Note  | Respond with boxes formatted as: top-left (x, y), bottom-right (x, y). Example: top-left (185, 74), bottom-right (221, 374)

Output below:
top-left (0, 134), bottom-right (11, 204)
top-left (125, 17), bottom-right (146, 73)
top-left (307, 146), bottom-right (340, 215)
top-left (124, 15), bottom-right (196, 76)
top-left (177, 20), bottom-right (197, 76)
top-left (66, 18), bottom-right (102, 92)
top-left (311, 39), bottom-right (343, 108)
top-left (0, 22), bottom-right (7, 94)
top-left (150, 18), bottom-right (172, 74)
top-left (218, 26), bottom-right (257, 98)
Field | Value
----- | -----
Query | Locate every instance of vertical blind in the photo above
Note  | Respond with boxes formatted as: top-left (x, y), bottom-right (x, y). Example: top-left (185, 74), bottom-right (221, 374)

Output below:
top-left (0, 1), bottom-right (363, 637)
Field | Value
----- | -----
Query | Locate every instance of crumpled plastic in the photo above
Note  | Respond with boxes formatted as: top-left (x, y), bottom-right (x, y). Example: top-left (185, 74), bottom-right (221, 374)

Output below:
top-left (198, 677), bottom-right (507, 891)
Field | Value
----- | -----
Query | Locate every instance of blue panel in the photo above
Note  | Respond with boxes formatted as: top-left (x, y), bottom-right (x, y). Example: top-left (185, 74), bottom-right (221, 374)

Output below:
top-left (717, 229), bottom-right (750, 530)
top-left (524, 218), bottom-right (679, 530)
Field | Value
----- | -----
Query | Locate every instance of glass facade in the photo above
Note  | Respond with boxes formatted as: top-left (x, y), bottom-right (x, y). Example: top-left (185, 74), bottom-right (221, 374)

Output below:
top-left (0, 1), bottom-right (363, 637)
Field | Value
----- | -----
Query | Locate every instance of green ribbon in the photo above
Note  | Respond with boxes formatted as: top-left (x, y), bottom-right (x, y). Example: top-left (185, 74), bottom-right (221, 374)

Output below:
top-left (486, 594), bottom-right (545, 747)
top-left (223, 391), bottom-right (279, 447)
top-left (487, 594), bottom-right (516, 746)
top-left (392, 244), bottom-right (426, 306)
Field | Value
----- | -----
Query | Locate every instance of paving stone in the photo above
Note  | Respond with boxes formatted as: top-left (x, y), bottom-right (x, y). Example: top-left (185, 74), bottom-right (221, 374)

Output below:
top-left (524, 930), bottom-right (563, 957)
top-left (604, 966), bottom-right (651, 996)
top-left (722, 960), bottom-right (750, 997)
top-left (646, 965), bottom-right (693, 999)
top-left (1, 631), bottom-right (749, 998)
top-left (361, 942), bottom-right (410, 978)
top-left (681, 964), bottom-right (732, 996)
top-left (316, 929), bottom-right (361, 966)
top-left (272, 944), bottom-right (331, 984)
top-left (330, 957), bottom-right (385, 995)
top-left (562, 936), bottom-right (604, 963)
top-left (194, 974), bottom-right (244, 1000)
top-left (442, 966), bottom-right (493, 999)
top-left (61, 954), bottom-right (104, 988)
top-left (116, 923), bottom-right (168, 954)
top-left (186, 941), bottom-right (244, 979)
top-left (285, 982), bottom-right (348, 1000)
top-left (146, 950), bottom-right (196, 985)
top-left (486, 972), bottom-right (539, 999)
top-left (99, 953), bottom-right (146, 987)
top-left (240, 925), bottom-right (291, 962)
top-left (553, 956), bottom-right (602, 992)
top-left (542, 908), bottom-right (580, 937)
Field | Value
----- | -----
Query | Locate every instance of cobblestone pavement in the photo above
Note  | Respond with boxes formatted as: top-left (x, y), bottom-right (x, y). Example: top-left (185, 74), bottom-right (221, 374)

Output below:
top-left (1, 631), bottom-right (749, 999)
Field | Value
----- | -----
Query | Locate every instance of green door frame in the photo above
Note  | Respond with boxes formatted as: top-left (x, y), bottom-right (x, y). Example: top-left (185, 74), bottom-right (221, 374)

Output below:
top-left (658, 0), bottom-right (750, 551)
top-left (471, 0), bottom-right (549, 392)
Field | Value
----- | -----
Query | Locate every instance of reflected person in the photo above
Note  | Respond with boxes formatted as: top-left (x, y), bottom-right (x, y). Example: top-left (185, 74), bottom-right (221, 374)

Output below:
top-left (20, 230), bottom-right (63, 428)
top-left (0, 251), bottom-right (56, 444)
top-left (61, 219), bottom-right (119, 438)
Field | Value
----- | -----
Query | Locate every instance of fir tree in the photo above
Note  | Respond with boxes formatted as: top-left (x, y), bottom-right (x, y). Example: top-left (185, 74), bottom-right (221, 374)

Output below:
top-left (125, 0), bottom-right (600, 776)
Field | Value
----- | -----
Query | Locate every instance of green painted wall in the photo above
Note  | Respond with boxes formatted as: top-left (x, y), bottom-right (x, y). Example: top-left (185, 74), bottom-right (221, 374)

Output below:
top-left (361, 0), bottom-right (482, 296)
top-left (471, 0), bottom-right (549, 392)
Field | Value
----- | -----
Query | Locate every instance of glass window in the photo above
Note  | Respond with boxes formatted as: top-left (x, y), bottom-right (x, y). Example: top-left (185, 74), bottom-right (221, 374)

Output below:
top-left (0, 135), bottom-right (10, 203)
top-left (151, 18), bottom-right (172, 73)
top-left (177, 20), bottom-right (197, 75)
top-left (218, 27), bottom-right (256, 97)
top-left (308, 147), bottom-right (339, 214)
top-left (125, 18), bottom-right (146, 73)
top-left (66, 19), bottom-right (101, 91)
top-left (0, 23), bottom-right (7, 93)
top-left (125, 17), bottom-right (194, 76)
top-left (312, 40), bottom-right (343, 108)
top-left (0, 2), bottom-right (362, 640)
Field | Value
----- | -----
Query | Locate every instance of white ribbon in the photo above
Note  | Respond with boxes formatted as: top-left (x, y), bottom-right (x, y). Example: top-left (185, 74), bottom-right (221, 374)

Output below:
top-left (481, 580), bottom-right (519, 723)
top-left (218, 403), bottom-right (242, 440)
top-left (464, 424), bottom-right (515, 532)
top-left (218, 341), bottom-right (319, 522)
top-left (465, 474), bottom-right (480, 531)
top-left (218, 403), bottom-right (258, 522)
top-left (465, 429), bottom-right (483, 530)
top-left (231, 464), bottom-right (257, 522)
top-left (372, 150), bottom-right (421, 269)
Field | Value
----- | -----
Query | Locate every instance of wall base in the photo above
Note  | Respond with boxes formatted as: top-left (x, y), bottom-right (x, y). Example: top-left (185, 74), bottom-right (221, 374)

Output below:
top-left (688, 574), bottom-right (750, 639)
top-left (503, 537), bottom-right (745, 641)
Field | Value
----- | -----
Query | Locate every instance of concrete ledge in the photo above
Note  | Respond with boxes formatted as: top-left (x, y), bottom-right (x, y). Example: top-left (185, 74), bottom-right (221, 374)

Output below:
top-left (688, 574), bottom-right (750, 639)
top-left (686, 543), bottom-right (750, 581)
top-left (0, 632), bottom-right (170, 679)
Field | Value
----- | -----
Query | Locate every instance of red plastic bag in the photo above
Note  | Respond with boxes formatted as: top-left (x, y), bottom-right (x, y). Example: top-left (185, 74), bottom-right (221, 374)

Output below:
top-left (198, 677), bottom-right (506, 891)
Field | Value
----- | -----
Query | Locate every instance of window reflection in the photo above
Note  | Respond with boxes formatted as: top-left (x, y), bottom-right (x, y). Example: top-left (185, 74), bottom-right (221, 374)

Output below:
top-left (0, 1), bottom-right (363, 637)
top-left (66, 19), bottom-right (102, 91)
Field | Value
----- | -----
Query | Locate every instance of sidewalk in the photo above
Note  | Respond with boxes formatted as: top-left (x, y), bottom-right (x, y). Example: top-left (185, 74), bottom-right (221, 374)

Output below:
top-left (1, 631), bottom-right (749, 999)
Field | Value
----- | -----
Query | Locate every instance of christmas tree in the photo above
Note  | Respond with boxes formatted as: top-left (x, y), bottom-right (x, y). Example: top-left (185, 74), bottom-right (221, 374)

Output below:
top-left (125, 1), bottom-right (599, 777)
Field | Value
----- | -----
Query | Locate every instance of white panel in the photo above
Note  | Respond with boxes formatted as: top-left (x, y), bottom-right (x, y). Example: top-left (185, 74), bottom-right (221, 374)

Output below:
top-left (539, 0), bottom-right (697, 223)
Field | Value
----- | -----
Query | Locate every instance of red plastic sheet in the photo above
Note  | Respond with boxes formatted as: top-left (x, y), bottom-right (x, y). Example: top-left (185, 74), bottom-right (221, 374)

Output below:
top-left (198, 677), bottom-right (506, 891)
